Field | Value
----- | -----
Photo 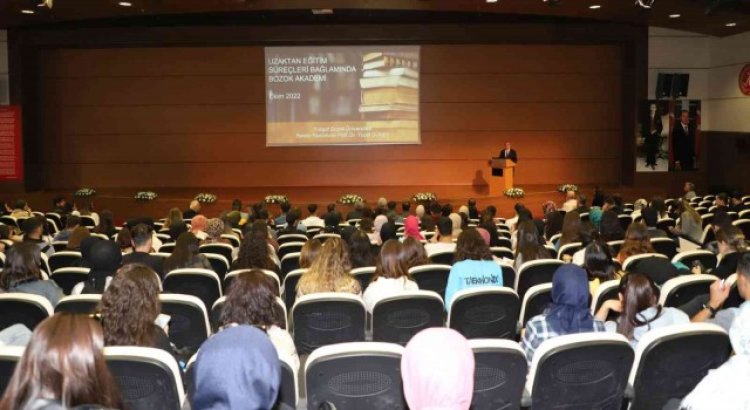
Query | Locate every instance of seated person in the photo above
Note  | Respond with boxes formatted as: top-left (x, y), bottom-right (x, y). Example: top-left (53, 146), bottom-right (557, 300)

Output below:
top-left (52, 215), bottom-right (81, 242)
top-left (97, 264), bottom-right (173, 355)
top-left (583, 241), bottom-right (619, 295)
top-left (9, 199), bottom-right (32, 219)
top-left (121, 224), bottom-right (165, 279)
top-left (363, 240), bottom-right (419, 313)
top-left (712, 226), bottom-right (746, 280)
top-left (163, 232), bottom-right (212, 273)
top-left (82, 240), bottom-right (123, 294)
top-left (232, 228), bottom-right (280, 273)
top-left (514, 220), bottom-right (550, 271)
top-left (521, 264), bottom-right (606, 363)
top-left (688, 252), bottom-right (750, 332)
top-left (445, 228), bottom-right (503, 309)
top-left (0, 242), bottom-right (63, 305)
top-left (21, 217), bottom-right (53, 257)
top-left (183, 199), bottom-right (201, 220)
top-left (595, 273), bottom-right (689, 347)
top-left (65, 226), bottom-right (90, 251)
top-left (348, 230), bottom-right (375, 269)
top-left (616, 223), bottom-right (655, 264)
top-left (296, 237), bottom-right (361, 297)
top-left (641, 207), bottom-right (669, 239)
top-left (301, 203), bottom-right (325, 228)
top-left (424, 217), bottom-right (456, 257)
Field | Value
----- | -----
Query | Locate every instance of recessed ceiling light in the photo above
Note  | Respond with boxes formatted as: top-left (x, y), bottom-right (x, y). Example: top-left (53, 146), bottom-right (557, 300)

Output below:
top-left (669, 14), bottom-right (681, 19)
top-left (726, 22), bottom-right (737, 27)
top-left (118, 1), bottom-right (132, 6)
top-left (589, 4), bottom-right (602, 9)
top-left (21, 9), bottom-right (35, 14)
top-left (486, 0), bottom-right (498, 3)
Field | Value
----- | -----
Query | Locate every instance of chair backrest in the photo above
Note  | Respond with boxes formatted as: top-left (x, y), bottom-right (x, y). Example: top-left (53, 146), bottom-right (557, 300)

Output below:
top-left (621, 253), bottom-right (668, 272)
top-left (158, 242), bottom-right (176, 254)
top-left (277, 353), bottom-right (299, 409)
top-left (105, 346), bottom-right (185, 410)
top-left (658, 274), bottom-right (718, 307)
top-left (528, 333), bottom-right (634, 410)
top-left (48, 251), bottom-right (83, 272)
top-left (701, 213), bottom-right (714, 229)
top-left (312, 233), bottom-right (341, 242)
top-left (0, 294), bottom-right (54, 331)
top-left (733, 218), bottom-right (750, 238)
top-left (204, 254), bottom-right (229, 281)
top-left (518, 283), bottom-right (553, 329)
top-left (163, 269), bottom-right (222, 311)
top-left (159, 294), bottom-right (210, 351)
top-left (45, 212), bottom-right (63, 230)
top-left (629, 323), bottom-right (731, 410)
top-left (557, 242), bottom-right (582, 260)
top-left (408, 264), bottom-right (451, 299)
top-left (351, 266), bottom-right (376, 291)
top-left (606, 240), bottom-right (624, 255)
top-left (469, 339), bottom-right (527, 410)
top-left (547, 233), bottom-right (562, 245)
top-left (199, 243), bottom-right (234, 263)
top-left (280, 252), bottom-right (301, 280)
top-left (291, 293), bottom-right (366, 354)
top-left (0, 216), bottom-right (17, 228)
top-left (278, 241), bottom-right (305, 260)
top-left (618, 215), bottom-right (632, 231)
top-left (429, 251), bottom-right (455, 265)
top-left (282, 268), bottom-right (306, 311)
top-left (490, 246), bottom-right (514, 260)
top-left (448, 287), bottom-right (520, 340)
top-left (220, 234), bottom-right (240, 248)
top-left (0, 346), bottom-right (23, 398)
top-left (498, 262), bottom-right (516, 290)
top-left (50, 267), bottom-right (90, 295)
top-left (371, 290), bottom-right (444, 345)
top-left (672, 250), bottom-right (718, 270)
top-left (51, 241), bottom-right (69, 253)
top-left (590, 279), bottom-right (621, 314)
top-left (515, 259), bottom-right (563, 301)
top-left (650, 237), bottom-right (678, 259)
top-left (305, 342), bottom-right (406, 410)
top-left (54, 294), bottom-right (102, 314)
top-left (656, 218), bottom-right (676, 232)
top-left (277, 233), bottom-right (309, 245)
top-left (79, 215), bottom-right (97, 228)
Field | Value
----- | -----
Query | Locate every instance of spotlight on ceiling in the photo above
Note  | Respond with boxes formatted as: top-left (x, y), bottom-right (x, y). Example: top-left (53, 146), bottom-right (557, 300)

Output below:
top-left (486, 0), bottom-right (498, 3)
top-left (669, 14), bottom-right (681, 18)
top-left (543, 0), bottom-right (561, 5)
top-left (21, 9), bottom-right (35, 14)
top-left (726, 22), bottom-right (737, 27)
top-left (589, 4), bottom-right (602, 9)
top-left (635, 0), bottom-right (655, 9)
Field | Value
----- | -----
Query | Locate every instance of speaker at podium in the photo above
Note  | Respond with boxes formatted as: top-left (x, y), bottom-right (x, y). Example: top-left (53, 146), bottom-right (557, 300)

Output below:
top-left (489, 158), bottom-right (516, 197)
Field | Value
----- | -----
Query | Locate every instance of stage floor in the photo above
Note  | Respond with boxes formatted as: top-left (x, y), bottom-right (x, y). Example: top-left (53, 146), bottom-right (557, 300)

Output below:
top-left (17, 184), bottom-right (674, 223)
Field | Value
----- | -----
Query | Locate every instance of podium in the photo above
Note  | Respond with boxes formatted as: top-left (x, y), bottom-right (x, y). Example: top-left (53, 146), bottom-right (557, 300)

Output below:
top-left (490, 158), bottom-right (516, 197)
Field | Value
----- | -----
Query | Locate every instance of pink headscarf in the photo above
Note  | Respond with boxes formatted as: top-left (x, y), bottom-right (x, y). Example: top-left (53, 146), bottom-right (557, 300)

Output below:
top-left (191, 215), bottom-right (208, 234)
top-left (404, 216), bottom-right (424, 241)
top-left (401, 328), bottom-right (475, 410)
top-left (476, 227), bottom-right (491, 246)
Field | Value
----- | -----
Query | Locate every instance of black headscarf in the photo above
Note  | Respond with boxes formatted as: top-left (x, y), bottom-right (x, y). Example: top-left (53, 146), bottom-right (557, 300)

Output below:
top-left (86, 240), bottom-right (122, 293)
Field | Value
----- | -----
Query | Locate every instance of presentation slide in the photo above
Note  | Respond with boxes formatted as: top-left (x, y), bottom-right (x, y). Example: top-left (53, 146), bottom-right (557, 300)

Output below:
top-left (265, 45), bottom-right (420, 146)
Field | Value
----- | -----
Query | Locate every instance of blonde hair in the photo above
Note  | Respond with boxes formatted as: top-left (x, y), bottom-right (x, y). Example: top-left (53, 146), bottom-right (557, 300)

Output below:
top-left (296, 237), bottom-right (360, 295)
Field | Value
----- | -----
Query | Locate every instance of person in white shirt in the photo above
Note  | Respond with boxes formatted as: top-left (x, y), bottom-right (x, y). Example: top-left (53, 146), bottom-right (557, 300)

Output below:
top-left (363, 240), bottom-right (419, 313)
top-left (424, 217), bottom-right (456, 257)
top-left (301, 203), bottom-right (325, 229)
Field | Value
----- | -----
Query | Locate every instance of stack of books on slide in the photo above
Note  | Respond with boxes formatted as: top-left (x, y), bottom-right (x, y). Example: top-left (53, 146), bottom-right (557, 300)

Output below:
top-left (359, 52), bottom-right (419, 121)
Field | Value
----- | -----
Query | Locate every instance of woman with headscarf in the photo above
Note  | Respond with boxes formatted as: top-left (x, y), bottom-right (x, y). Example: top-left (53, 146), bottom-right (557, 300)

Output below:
top-left (191, 215), bottom-right (208, 240)
top-left (78, 236), bottom-right (100, 268)
top-left (379, 222), bottom-right (398, 243)
top-left (192, 325), bottom-right (281, 410)
top-left (401, 328), bottom-right (475, 410)
top-left (82, 240), bottom-right (122, 293)
top-left (681, 305), bottom-right (750, 410)
top-left (403, 215), bottom-right (424, 241)
top-left (449, 213), bottom-right (463, 237)
top-left (520, 264), bottom-right (606, 363)
top-left (373, 214), bottom-right (388, 243)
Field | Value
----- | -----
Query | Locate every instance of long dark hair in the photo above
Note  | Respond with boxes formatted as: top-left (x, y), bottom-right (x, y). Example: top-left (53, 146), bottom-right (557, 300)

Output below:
top-left (618, 223), bottom-right (655, 261)
top-left (164, 232), bottom-right (201, 273)
top-left (372, 240), bottom-right (410, 282)
top-left (97, 264), bottom-right (161, 347)
top-left (348, 230), bottom-right (375, 268)
top-left (544, 210), bottom-right (564, 240)
top-left (234, 228), bottom-right (278, 272)
top-left (455, 228), bottom-right (493, 262)
top-left (616, 273), bottom-right (661, 339)
top-left (559, 210), bottom-right (582, 247)
top-left (94, 210), bottom-right (115, 236)
top-left (0, 242), bottom-right (42, 290)
top-left (0, 313), bottom-right (123, 410)
top-left (401, 237), bottom-right (429, 269)
top-left (220, 270), bottom-right (281, 329)
top-left (583, 242), bottom-right (617, 283)
top-left (599, 210), bottom-right (624, 242)
top-left (516, 220), bottom-right (549, 263)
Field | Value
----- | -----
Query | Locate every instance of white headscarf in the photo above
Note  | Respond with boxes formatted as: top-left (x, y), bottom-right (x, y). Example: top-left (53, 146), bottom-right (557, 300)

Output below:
top-left (681, 304), bottom-right (750, 410)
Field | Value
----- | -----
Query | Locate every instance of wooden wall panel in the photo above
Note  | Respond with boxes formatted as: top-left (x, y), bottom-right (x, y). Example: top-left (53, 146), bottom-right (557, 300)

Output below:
top-left (38, 44), bottom-right (623, 190)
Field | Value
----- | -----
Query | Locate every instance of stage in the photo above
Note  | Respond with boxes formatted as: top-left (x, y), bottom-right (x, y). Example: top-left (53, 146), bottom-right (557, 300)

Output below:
top-left (16, 184), bottom-right (678, 224)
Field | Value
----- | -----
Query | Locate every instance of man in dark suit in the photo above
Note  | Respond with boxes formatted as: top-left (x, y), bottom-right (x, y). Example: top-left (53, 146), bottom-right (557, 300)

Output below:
top-left (672, 110), bottom-right (695, 171)
top-left (122, 223), bottom-right (165, 279)
top-left (642, 103), bottom-right (662, 170)
top-left (499, 142), bottom-right (518, 163)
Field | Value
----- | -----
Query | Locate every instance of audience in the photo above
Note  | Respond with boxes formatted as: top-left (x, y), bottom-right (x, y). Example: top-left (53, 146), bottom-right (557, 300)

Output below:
top-left (641, 207), bottom-right (669, 239)
top-left (379, 222), bottom-right (398, 243)
top-left (401, 328), bottom-right (474, 410)
top-left (52, 214), bottom-right (81, 242)
top-left (162, 207), bottom-right (184, 232)
top-left (65, 226), bottom-right (90, 251)
top-left (0, 313), bottom-right (123, 410)
top-left (595, 273), bottom-right (689, 347)
top-left (94, 210), bottom-right (117, 238)
top-left (403, 215), bottom-right (424, 241)
top-left (0, 242), bottom-right (63, 305)
top-left (445, 228), bottom-right (503, 309)
top-left (691, 252), bottom-right (750, 332)
top-left (82, 240), bottom-right (123, 294)
top-left (557, 210), bottom-right (581, 249)
top-left (598, 210), bottom-right (625, 242)
top-left (122, 224), bottom-right (165, 279)
top-left (299, 239), bottom-right (322, 269)
top-left (72, 200), bottom-right (100, 226)
top-left (521, 264), bottom-right (605, 363)
top-left (683, 181), bottom-right (697, 200)
top-left (9, 199), bottom-right (32, 219)
top-left (712, 226), bottom-right (746, 279)
top-left (296, 237), bottom-right (360, 297)
top-left (583, 242), bottom-right (618, 294)
top-left (219, 270), bottom-right (299, 369)
top-left (98, 264), bottom-right (172, 354)
top-left (190, 215), bottom-right (209, 240)
top-left (348, 230), bottom-right (376, 269)
top-left (232, 228), bottom-right (279, 274)
top-left (164, 232), bottom-right (212, 273)
top-left (192, 325), bottom-right (280, 410)
top-left (363, 240), bottom-right (419, 313)
top-left (425, 217), bottom-right (456, 256)
top-left (616, 222), bottom-right (655, 264)
top-left (301, 203), bottom-right (325, 228)
top-left (402, 237), bottom-right (430, 269)
top-left (21, 216), bottom-right (53, 257)
top-left (514, 220), bottom-right (550, 271)
top-left (116, 226), bottom-right (134, 253)
top-left (183, 199), bottom-right (201, 220)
